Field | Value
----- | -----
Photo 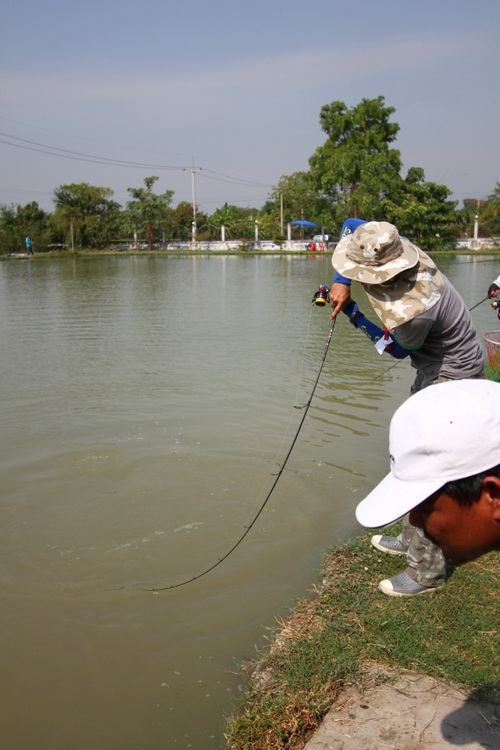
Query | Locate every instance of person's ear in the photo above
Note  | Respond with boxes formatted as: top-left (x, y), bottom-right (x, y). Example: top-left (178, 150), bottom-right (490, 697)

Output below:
top-left (482, 476), bottom-right (500, 519)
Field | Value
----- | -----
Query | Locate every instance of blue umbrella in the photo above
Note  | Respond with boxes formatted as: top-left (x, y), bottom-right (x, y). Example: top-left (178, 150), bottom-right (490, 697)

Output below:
top-left (289, 219), bottom-right (321, 241)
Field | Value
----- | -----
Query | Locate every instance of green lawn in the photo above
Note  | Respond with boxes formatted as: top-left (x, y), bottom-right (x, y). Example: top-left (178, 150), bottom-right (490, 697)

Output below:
top-left (225, 524), bottom-right (499, 750)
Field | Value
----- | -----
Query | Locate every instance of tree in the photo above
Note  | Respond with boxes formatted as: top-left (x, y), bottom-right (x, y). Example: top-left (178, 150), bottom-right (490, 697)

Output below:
top-left (125, 176), bottom-right (174, 250)
top-left (269, 172), bottom-right (328, 231)
top-left (0, 201), bottom-right (53, 253)
top-left (207, 203), bottom-right (242, 239)
top-left (167, 201), bottom-right (210, 240)
top-left (381, 167), bottom-right (458, 249)
top-left (165, 200), bottom-right (195, 240)
top-left (53, 183), bottom-right (120, 249)
top-left (206, 203), bottom-right (262, 240)
top-left (308, 97), bottom-right (403, 223)
top-left (162, 201), bottom-right (209, 241)
top-left (480, 183), bottom-right (500, 237)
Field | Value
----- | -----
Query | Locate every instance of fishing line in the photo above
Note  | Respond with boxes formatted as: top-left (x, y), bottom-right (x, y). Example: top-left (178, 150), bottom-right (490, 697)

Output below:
top-left (142, 316), bottom-right (337, 592)
top-left (140, 288), bottom-right (489, 592)
top-left (269, 303), bottom-right (318, 475)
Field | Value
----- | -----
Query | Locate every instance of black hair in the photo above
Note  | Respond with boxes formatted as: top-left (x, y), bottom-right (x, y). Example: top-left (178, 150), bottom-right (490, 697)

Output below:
top-left (440, 464), bottom-right (500, 507)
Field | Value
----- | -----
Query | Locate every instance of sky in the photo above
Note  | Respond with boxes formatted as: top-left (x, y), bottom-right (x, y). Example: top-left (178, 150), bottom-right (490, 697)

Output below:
top-left (1, 0), bottom-right (499, 217)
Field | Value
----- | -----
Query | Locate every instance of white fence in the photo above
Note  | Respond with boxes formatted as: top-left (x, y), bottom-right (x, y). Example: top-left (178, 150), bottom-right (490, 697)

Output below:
top-left (160, 240), bottom-right (337, 252)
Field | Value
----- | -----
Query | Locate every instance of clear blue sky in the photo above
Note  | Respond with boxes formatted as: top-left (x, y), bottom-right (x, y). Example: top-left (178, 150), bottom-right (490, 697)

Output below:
top-left (1, 0), bottom-right (499, 216)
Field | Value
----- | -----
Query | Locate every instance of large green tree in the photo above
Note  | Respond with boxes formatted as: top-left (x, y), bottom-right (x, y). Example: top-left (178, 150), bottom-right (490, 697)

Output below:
top-left (308, 96), bottom-right (403, 223)
top-left (125, 176), bottom-right (174, 250)
top-left (53, 183), bottom-right (120, 249)
top-left (381, 167), bottom-right (458, 249)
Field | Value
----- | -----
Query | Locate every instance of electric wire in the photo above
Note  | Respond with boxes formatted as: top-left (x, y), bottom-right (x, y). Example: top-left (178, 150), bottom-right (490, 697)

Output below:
top-left (200, 168), bottom-right (273, 188)
top-left (0, 131), bottom-right (274, 188)
top-left (142, 315), bottom-right (336, 592)
top-left (0, 133), bottom-right (186, 170)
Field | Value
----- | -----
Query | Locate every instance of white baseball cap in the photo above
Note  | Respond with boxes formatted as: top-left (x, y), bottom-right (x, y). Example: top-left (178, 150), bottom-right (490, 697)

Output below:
top-left (355, 379), bottom-right (500, 528)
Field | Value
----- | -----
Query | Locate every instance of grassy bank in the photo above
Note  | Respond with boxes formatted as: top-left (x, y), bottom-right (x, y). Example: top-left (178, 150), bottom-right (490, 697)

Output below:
top-left (3, 248), bottom-right (500, 260)
top-left (224, 523), bottom-right (499, 750)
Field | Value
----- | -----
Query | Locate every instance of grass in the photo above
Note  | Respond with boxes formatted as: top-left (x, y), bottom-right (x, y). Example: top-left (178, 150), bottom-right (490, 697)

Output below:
top-left (224, 524), bottom-right (499, 750)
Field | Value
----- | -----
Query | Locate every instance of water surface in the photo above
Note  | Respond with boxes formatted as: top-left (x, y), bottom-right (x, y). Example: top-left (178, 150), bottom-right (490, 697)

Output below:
top-left (0, 253), bottom-right (496, 748)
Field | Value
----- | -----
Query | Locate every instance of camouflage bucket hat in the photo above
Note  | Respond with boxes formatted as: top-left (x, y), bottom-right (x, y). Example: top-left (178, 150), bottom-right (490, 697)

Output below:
top-left (332, 221), bottom-right (419, 284)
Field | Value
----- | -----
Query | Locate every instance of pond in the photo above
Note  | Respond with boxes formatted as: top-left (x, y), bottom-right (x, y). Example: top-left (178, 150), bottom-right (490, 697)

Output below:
top-left (0, 253), bottom-right (497, 749)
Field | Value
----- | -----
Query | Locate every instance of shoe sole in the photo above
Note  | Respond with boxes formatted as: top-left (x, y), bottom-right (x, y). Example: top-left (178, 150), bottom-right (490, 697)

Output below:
top-left (378, 581), bottom-right (444, 597)
top-left (371, 539), bottom-right (406, 556)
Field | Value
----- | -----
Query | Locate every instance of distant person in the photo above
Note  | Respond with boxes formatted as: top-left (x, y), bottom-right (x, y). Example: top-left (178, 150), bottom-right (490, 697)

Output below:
top-left (329, 220), bottom-right (484, 597)
top-left (355, 379), bottom-right (500, 565)
top-left (487, 273), bottom-right (500, 298)
top-left (25, 236), bottom-right (33, 256)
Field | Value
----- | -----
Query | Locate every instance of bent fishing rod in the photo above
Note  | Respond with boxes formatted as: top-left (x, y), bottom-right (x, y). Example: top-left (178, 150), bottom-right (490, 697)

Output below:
top-left (142, 288), bottom-right (494, 592)
top-left (143, 310), bottom-right (336, 592)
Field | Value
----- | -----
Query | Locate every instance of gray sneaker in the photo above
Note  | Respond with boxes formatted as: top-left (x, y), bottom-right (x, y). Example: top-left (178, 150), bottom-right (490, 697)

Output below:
top-left (371, 534), bottom-right (407, 556)
top-left (378, 571), bottom-right (444, 597)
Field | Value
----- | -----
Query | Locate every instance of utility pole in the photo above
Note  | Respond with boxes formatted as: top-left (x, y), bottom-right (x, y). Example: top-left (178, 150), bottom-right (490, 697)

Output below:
top-left (183, 161), bottom-right (202, 245)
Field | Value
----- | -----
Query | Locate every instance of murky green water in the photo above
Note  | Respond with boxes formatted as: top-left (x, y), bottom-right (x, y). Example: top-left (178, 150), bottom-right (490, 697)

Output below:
top-left (0, 253), bottom-right (497, 749)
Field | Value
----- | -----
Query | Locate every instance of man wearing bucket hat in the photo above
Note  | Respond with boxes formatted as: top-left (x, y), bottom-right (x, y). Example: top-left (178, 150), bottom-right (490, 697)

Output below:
top-left (330, 220), bottom-right (485, 596)
top-left (355, 379), bottom-right (500, 565)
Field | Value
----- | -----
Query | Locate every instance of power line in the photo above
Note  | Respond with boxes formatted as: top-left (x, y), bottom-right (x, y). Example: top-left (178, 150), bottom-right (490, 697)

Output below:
top-left (201, 168), bottom-right (274, 188)
top-left (0, 131), bottom-right (277, 190)
top-left (0, 132), bottom-right (185, 170)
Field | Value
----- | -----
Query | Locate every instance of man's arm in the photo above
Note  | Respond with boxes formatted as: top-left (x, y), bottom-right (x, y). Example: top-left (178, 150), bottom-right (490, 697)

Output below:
top-left (342, 300), bottom-right (409, 359)
top-left (329, 272), bottom-right (351, 319)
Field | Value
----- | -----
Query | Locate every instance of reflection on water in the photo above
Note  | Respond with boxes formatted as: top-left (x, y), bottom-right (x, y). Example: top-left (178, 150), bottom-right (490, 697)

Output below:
top-left (0, 254), bottom-right (497, 748)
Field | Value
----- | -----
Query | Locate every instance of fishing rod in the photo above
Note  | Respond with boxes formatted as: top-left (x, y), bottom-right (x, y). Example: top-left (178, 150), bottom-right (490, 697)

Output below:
top-left (469, 296), bottom-right (489, 311)
top-left (143, 310), bottom-right (336, 592)
top-left (141, 287), bottom-right (494, 592)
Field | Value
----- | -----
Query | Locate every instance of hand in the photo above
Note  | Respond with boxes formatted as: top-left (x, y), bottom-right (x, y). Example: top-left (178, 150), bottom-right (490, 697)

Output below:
top-left (329, 283), bottom-right (351, 320)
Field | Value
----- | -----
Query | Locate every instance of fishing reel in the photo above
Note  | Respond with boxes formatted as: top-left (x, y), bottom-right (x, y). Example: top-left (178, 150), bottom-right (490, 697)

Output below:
top-left (312, 284), bottom-right (330, 307)
top-left (491, 299), bottom-right (500, 318)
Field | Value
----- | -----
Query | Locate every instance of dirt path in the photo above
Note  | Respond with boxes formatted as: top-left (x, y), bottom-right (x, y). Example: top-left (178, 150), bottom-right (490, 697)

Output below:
top-left (303, 663), bottom-right (500, 750)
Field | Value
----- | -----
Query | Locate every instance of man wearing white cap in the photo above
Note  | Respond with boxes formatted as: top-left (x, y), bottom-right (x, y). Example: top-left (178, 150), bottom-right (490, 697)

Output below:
top-left (487, 273), bottom-right (500, 299)
top-left (331, 220), bottom-right (485, 596)
top-left (355, 379), bottom-right (500, 565)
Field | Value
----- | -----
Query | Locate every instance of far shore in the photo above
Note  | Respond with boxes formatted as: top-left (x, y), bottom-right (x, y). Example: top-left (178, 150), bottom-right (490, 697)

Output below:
top-left (3, 246), bottom-right (500, 261)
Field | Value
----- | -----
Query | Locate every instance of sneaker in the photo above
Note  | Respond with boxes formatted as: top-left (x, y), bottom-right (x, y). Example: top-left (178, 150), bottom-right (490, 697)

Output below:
top-left (378, 571), bottom-right (444, 598)
top-left (371, 534), bottom-right (407, 556)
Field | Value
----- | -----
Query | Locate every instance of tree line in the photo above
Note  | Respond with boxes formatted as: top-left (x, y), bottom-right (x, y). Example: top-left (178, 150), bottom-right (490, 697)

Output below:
top-left (1, 97), bottom-right (499, 254)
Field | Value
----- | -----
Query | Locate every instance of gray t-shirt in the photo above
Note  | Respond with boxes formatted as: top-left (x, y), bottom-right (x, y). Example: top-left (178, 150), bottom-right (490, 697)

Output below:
top-left (392, 275), bottom-right (484, 381)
